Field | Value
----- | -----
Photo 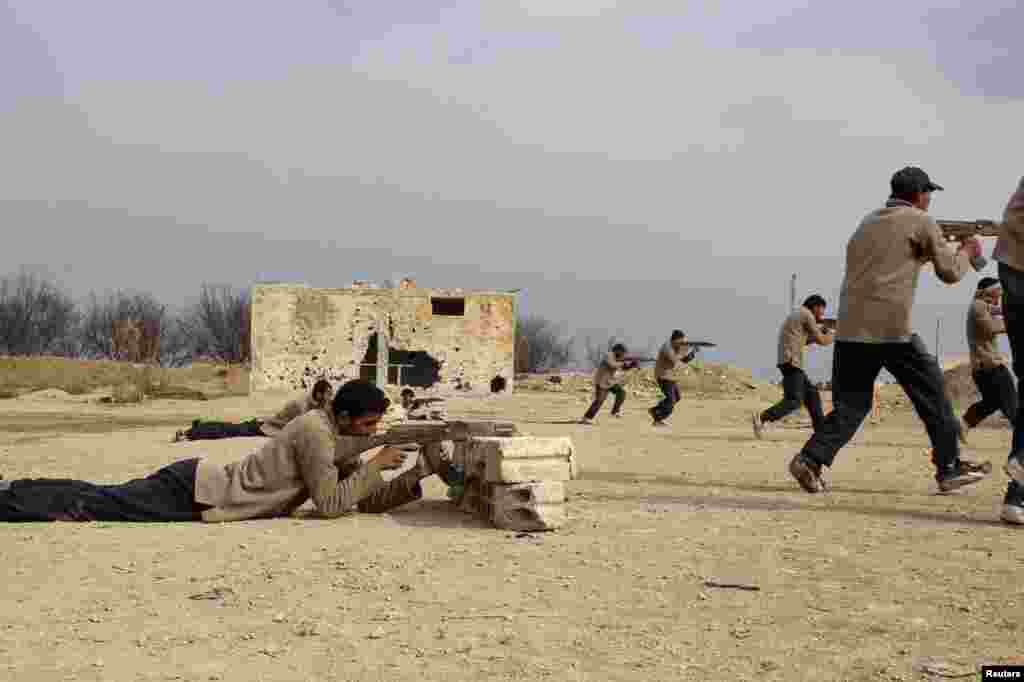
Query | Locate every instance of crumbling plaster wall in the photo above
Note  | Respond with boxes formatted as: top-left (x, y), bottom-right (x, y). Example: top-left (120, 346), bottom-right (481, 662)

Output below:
top-left (251, 283), bottom-right (517, 394)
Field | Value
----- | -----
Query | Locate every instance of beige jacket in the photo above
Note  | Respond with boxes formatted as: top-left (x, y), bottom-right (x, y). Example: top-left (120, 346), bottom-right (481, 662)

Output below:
top-left (967, 297), bottom-right (1006, 370)
top-left (836, 199), bottom-right (970, 343)
top-left (259, 394), bottom-right (320, 436)
top-left (194, 408), bottom-right (388, 522)
top-left (654, 341), bottom-right (689, 380)
top-left (777, 307), bottom-right (831, 369)
top-left (593, 352), bottom-right (627, 389)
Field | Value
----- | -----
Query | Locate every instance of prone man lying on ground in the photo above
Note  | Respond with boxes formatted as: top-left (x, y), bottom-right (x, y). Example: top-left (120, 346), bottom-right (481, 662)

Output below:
top-left (172, 379), bottom-right (332, 442)
top-left (400, 388), bottom-right (447, 421)
top-left (0, 379), bottom-right (458, 523)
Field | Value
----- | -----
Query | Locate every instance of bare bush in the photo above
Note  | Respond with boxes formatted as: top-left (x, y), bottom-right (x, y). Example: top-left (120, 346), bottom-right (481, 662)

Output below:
top-left (78, 291), bottom-right (193, 366)
top-left (0, 271), bottom-right (79, 355)
top-left (181, 284), bottom-right (251, 364)
top-left (515, 315), bottom-right (573, 373)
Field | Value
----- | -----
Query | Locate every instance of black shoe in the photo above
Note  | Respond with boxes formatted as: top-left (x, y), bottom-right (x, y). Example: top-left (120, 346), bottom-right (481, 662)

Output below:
top-left (1002, 481), bottom-right (1024, 525)
top-left (788, 454), bottom-right (827, 493)
top-left (936, 460), bottom-right (989, 493)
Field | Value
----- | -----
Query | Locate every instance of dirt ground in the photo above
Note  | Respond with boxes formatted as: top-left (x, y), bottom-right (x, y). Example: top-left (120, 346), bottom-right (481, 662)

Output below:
top-left (1, 385), bottom-right (1022, 682)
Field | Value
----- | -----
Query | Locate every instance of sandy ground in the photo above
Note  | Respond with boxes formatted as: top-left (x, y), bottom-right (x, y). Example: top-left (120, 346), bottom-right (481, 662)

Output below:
top-left (1, 388), bottom-right (1022, 682)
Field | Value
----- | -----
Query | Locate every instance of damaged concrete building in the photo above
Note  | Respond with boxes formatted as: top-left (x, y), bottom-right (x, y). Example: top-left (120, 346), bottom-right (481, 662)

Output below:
top-left (250, 280), bottom-right (517, 395)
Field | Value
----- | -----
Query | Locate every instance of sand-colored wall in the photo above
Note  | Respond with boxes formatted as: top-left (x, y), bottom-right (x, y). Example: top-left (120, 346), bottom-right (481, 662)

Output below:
top-left (250, 284), bottom-right (516, 394)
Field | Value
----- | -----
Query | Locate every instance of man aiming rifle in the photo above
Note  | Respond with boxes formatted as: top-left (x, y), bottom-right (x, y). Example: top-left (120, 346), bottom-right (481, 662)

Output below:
top-left (753, 294), bottom-right (834, 438)
top-left (649, 330), bottom-right (706, 427)
top-left (787, 166), bottom-right (991, 495)
top-left (579, 343), bottom-right (642, 424)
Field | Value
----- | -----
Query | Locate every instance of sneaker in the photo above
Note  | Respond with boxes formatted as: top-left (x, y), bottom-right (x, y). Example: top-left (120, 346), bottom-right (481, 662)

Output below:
top-left (652, 421), bottom-right (669, 428)
top-left (579, 418), bottom-right (594, 425)
top-left (751, 412), bottom-right (764, 440)
top-left (172, 429), bottom-right (188, 443)
top-left (1006, 453), bottom-right (1024, 485)
top-left (1002, 482), bottom-right (1024, 525)
top-left (928, 450), bottom-right (991, 474)
top-left (936, 461), bottom-right (989, 493)
top-left (789, 454), bottom-right (826, 493)
top-left (611, 413), bottom-right (623, 419)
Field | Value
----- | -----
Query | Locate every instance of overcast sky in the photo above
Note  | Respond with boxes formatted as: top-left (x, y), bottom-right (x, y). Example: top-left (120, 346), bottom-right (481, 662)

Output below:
top-left (1, 1), bottom-right (1021, 379)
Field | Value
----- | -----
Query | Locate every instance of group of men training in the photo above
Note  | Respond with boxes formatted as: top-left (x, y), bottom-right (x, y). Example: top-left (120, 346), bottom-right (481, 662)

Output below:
top-left (753, 167), bottom-right (1024, 526)
top-left (2, 166), bottom-right (1023, 528)
top-left (579, 330), bottom-right (700, 426)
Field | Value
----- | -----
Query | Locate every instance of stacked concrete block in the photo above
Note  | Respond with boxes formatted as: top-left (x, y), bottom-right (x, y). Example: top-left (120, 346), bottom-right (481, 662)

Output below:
top-left (452, 435), bottom-right (577, 532)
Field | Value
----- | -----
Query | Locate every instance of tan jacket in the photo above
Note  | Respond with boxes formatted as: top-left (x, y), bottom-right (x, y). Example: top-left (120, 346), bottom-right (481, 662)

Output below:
top-left (194, 408), bottom-right (387, 523)
top-left (593, 352), bottom-right (627, 389)
top-left (777, 307), bottom-right (831, 369)
top-left (1000, 204), bottom-right (1024, 273)
top-left (967, 297), bottom-right (1005, 370)
top-left (259, 395), bottom-right (319, 437)
top-left (654, 341), bottom-right (689, 380)
top-left (836, 199), bottom-right (970, 343)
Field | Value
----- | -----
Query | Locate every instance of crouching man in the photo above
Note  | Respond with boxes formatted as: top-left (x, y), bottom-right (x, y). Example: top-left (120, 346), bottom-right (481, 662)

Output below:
top-left (0, 380), bottom-right (456, 522)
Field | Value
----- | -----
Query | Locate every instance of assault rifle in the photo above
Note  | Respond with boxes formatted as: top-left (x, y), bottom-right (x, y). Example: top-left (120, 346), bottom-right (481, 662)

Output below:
top-left (936, 218), bottom-right (1001, 242)
top-left (934, 219), bottom-right (1000, 272)
top-left (335, 420), bottom-right (519, 463)
top-left (624, 341), bottom-right (717, 365)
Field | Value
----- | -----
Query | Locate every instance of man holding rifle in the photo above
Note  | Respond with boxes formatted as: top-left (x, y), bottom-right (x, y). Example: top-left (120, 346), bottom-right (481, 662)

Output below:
top-left (752, 295), bottom-right (834, 438)
top-left (788, 166), bottom-right (991, 495)
top-left (959, 277), bottom-right (1016, 438)
top-left (649, 330), bottom-right (700, 427)
top-left (0, 380), bottom-right (457, 522)
top-left (580, 343), bottom-right (641, 424)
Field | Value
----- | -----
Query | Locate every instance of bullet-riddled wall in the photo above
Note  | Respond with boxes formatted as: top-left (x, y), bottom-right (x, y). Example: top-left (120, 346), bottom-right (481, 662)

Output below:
top-left (250, 283), bottom-right (517, 393)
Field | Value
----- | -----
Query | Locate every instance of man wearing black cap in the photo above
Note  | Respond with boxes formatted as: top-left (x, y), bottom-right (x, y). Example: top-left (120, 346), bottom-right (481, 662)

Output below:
top-left (788, 167), bottom-right (990, 494)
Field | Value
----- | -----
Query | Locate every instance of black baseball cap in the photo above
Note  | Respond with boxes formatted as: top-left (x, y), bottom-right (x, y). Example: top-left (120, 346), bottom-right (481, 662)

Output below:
top-left (890, 166), bottom-right (944, 195)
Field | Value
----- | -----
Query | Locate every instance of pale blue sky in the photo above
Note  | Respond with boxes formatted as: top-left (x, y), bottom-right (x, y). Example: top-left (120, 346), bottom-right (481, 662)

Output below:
top-left (1, 1), bottom-right (1020, 378)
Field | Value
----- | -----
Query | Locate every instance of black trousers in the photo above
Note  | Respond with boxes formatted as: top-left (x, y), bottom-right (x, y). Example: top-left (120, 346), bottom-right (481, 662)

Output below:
top-left (761, 364), bottom-right (825, 431)
top-left (0, 458), bottom-right (211, 522)
top-left (963, 364), bottom-right (1018, 428)
top-left (800, 337), bottom-right (960, 471)
top-left (652, 379), bottom-right (681, 420)
top-left (185, 419), bottom-right (265, 440)
top-left (1000, 263), bottom-right (1024, 455)
top-left (584, 384), bottom-right (626, 419)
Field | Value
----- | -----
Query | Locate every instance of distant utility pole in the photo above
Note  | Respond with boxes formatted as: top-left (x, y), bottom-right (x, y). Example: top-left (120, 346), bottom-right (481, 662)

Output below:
top-left (935, 318), bottom-right (941, 361)
top-left (789, 273), bottom-right (797, 311)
